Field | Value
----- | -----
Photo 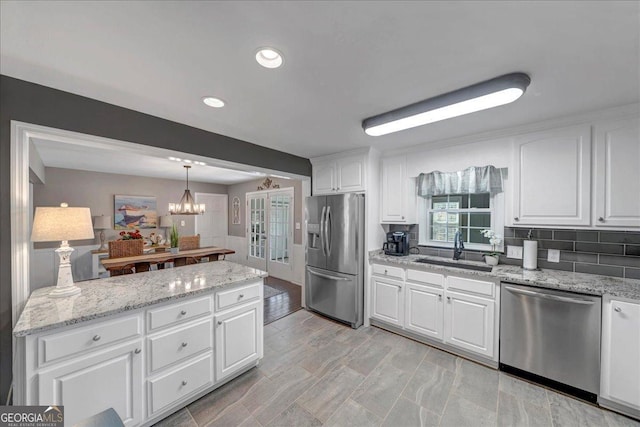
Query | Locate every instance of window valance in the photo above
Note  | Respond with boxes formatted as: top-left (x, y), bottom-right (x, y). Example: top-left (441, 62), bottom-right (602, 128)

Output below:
top-left (417, 165), bottom-right (507, 197)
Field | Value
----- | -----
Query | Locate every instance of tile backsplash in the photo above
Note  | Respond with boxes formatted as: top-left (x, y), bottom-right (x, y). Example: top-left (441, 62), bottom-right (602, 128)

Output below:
top-left (386, 224), bottom-right (640, 279)
top-left (502, 227), bottom-right (640, 279)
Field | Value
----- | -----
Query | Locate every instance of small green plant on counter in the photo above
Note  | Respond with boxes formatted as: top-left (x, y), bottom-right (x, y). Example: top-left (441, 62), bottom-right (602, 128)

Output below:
top-left (170, 224), bottom-right (179, 248)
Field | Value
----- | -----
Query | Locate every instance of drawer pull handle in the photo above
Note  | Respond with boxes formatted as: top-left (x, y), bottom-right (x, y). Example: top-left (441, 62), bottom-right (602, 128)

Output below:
top-left (134, 348), bottom-right (141, 354)
top-left (447, 296), bottom-right (451, 302)
top-left (92, 335), bottom-right (101, 342)
top-left (598, 217), bottom-right (605, 222)
top-left (239, 294), bottom-right (244, 298)
top-left (181, 342), bottom-right (188, 347)
top-left (384, 269), bottom-right (388, 274)
top-left (182, 380), bottom-right (188, 386)
top-left (614, 307), bottom-right (622, 312)
top-left (218, 321), bottom-right (223, 325)
top-left (180, 310), bottom-right (187, 315)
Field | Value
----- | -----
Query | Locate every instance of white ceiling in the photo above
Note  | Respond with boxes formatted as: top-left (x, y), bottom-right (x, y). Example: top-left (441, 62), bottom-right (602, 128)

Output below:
top-left (31, 137), bottom-right (282, 185)
top-left (2, 1), bottom-right (638, 158)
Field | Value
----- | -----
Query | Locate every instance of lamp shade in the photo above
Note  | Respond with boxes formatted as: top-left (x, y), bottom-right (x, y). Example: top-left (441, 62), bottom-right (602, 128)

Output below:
top-left (159, 215), bottom-right (173, 228)
top-left (31, 204), bottom-right (95, 242)
top-left (93, 215), bottom-right (112, 230)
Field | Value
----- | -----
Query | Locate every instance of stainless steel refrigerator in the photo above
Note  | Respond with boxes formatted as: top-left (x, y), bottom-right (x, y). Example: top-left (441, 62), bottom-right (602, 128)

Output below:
top-left (305, 193), bottom-right (364, 328)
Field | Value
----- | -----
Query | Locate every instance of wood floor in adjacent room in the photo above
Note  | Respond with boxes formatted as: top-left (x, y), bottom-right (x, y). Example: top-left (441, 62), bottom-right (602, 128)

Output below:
top-left (263, 276), bottom-right (302, 325)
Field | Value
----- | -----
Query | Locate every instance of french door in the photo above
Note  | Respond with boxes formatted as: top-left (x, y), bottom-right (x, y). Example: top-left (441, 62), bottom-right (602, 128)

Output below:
top-left (246, 188), bottom-right (294, 280)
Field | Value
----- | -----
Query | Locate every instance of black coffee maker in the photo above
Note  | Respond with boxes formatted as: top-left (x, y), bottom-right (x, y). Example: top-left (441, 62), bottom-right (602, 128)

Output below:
top-left (383, 231), bottom-right (410, 256)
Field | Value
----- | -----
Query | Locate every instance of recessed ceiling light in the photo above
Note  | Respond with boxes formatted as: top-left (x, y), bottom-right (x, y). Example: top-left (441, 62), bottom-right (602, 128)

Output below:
top-left (255, 47), bottom-right (284, 69)
top-left (168, 157), bottom-right (176, 161)
top-left (202, 97), bottom-right (225, 108)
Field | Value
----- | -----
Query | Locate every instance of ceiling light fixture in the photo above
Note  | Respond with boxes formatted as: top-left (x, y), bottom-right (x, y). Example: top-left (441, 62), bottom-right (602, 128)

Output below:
top-left (362, 72), bottom-right (531, 136)
top-left (169, 165), bottom-right (205, 215)
top-left (255, 47), bottom-right (284, 69)
top-left (202, 97), bottom-right (225, 108)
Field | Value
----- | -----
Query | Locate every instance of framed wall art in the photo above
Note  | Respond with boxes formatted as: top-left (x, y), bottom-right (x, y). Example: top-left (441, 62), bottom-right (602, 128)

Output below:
top-left (114, 195), bottom-right (157, 230)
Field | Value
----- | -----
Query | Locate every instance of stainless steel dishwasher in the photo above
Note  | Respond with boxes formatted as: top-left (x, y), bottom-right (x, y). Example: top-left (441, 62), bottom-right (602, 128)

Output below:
top-left (500, 282), bottom-right (601, 402)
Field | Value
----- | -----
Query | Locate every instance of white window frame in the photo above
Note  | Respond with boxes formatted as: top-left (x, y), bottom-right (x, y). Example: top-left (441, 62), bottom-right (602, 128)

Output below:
top-left (418, 192), bottom-right (505, 252)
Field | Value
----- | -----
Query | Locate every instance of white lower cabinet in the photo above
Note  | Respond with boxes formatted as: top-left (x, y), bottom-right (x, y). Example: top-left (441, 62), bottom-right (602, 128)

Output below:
top-left (215, 301), bottom-right (262, 381)
top-left (38, 340), bottom-right (143, 427)
top-left (404, 283), bottom-right (443, 339)
top-left (147, 352), bottom-right (214, 417)
top-left (443, 290), bottom-right (495, 358)
top-left (600, 296), bottom-right (640, 416)
top-left (371, 276), bottom-right (404, 327)
top-left (18, 280), bottom-right (264, 427)
top-left (370, 263), bottom-right (498, 362)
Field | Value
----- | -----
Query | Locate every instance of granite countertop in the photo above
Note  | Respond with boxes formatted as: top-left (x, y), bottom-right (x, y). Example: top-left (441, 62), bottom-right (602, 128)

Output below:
top-left (14, 261), bottom-right (268, 337)
top-left (370, 252), bottom-right (640, 300)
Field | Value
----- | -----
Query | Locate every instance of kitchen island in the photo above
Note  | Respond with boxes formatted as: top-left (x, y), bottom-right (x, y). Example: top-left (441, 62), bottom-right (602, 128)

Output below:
top-left (13, 261), bottom-right (267, 427)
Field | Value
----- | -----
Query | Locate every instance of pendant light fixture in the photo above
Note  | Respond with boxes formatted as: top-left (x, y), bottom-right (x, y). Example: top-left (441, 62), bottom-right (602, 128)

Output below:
top-left (169, 165), bottom-right (205, 215)
top-left (362, 72), bottom-right (531, 136)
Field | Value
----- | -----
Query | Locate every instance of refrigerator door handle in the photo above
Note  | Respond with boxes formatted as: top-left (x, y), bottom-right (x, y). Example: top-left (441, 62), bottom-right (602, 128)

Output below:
top-left (320, 206), bottom-right (327, 256)
top-left (308, 268), bottom-right (350, 281)
top-left (326, 206), bottom-right (332, 257)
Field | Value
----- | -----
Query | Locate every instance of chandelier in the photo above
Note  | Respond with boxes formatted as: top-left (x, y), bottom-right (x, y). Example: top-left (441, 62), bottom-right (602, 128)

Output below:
top-left (169, 165), bottom-right (205, 215)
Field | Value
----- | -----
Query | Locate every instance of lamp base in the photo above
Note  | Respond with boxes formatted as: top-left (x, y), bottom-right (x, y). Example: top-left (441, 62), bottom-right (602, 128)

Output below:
top-left (98, 230), bottom-right (107, 251)
top-left (50, 242), bottom-right (82, 298)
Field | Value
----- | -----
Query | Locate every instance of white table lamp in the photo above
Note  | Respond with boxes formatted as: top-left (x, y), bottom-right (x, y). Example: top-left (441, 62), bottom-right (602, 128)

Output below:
top-left (93, 215), bottom-right (112, 251)
top-left (31, 203), bottom-right (95, 298)
top-left (159, 215), bottom-right (173, 241)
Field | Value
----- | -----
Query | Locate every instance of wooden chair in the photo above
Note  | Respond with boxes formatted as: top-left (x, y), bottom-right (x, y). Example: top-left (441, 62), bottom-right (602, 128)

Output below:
top-left (174, 235), bottom-right (200, 267)
top-left (108, 239), bottom-right (148, 276)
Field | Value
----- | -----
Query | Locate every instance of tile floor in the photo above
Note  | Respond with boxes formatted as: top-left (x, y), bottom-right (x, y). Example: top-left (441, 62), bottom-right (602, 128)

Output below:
top-left (155, 310), bottom-right (639, 427)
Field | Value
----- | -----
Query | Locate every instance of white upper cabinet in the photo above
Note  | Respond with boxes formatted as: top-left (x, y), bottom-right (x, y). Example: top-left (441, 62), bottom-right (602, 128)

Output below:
top-left (313, 162), bottom-right (336, 194)
top-left (593, 117), bottom-right (640, 228)
top-left (312, 153), bottom-right (366, 194)
top-left (512, 124), bottom-right (591, 226)
top-left (380, 156), bottom-right (417, 224)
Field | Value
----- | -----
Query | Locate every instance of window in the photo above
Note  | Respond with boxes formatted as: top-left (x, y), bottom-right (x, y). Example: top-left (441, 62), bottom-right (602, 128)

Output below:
top-left (419, 192), bottom-right (504, 251)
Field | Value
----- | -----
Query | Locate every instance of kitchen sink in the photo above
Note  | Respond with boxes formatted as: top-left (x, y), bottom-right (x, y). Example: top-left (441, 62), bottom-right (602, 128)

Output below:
top-left (414, 258), bottom-right (493, 272)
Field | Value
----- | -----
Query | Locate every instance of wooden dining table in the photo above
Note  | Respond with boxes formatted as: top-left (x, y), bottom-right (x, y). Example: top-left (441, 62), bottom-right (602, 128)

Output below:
top-left (101, 247), bottom-right (235, 274)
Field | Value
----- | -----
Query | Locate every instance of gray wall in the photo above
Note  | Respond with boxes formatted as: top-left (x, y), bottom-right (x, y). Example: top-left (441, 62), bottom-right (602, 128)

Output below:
top-left (227, 178), bottom-right (303, 245)
top-left (0, 74), bottom-right (311, 401)
top-left (33, 167), bottom-right (228, 248)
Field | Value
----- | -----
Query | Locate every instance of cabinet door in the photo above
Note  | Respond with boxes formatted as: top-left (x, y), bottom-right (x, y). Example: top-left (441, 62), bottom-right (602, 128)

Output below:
top-left (313, 161), bottom-right (336, 195)
top-left (600, 298), bottom-right (640, 410)
top-left (38, 340), bottom-right (143, 427)
top-left (404, 282), bottom-right (443, 340)
top-left (370, 276), bottom-right (404, 327)
top-left (215, 301), bottom-right (262, 381)
top-left (381, 156), bottom-right (407, 223)
top-left (512, 125), bottom-right (591, 226)
top-left (444, 291), bottom-right (494, 358)
top-left (336, 156), bottom-right (365, 192)
top-left (594, 117), bottom-right (640, 228)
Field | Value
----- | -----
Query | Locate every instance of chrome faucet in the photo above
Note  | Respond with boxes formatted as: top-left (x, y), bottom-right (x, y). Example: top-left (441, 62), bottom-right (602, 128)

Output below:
top-left (453, 230), bottom-right (464, 260)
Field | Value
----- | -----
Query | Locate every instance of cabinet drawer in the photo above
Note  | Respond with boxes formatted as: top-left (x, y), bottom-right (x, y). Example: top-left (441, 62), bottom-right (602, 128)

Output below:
top-left (406, 269), bottom-right (444, 287)
top-left (216, 282), bottom-right (261, 311)
top-left (446, 276), bottom-right (495, 297)
top-left (148, 319), bottom-right (213, 373)
top-left (372, 264), bottom-right (405, 280)
top-left (147, 296), bottom-right (212, 332)
top-left (147, 352), bottom-right (214, 416)
top-left (39, 315), bottom-right (142, 365)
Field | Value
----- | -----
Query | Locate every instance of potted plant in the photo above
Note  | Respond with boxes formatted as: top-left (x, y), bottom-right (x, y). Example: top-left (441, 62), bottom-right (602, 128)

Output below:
top-left (480, 229), bottom-right (502, 266)
top-left (170, 224), bottom-right (179, 254)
